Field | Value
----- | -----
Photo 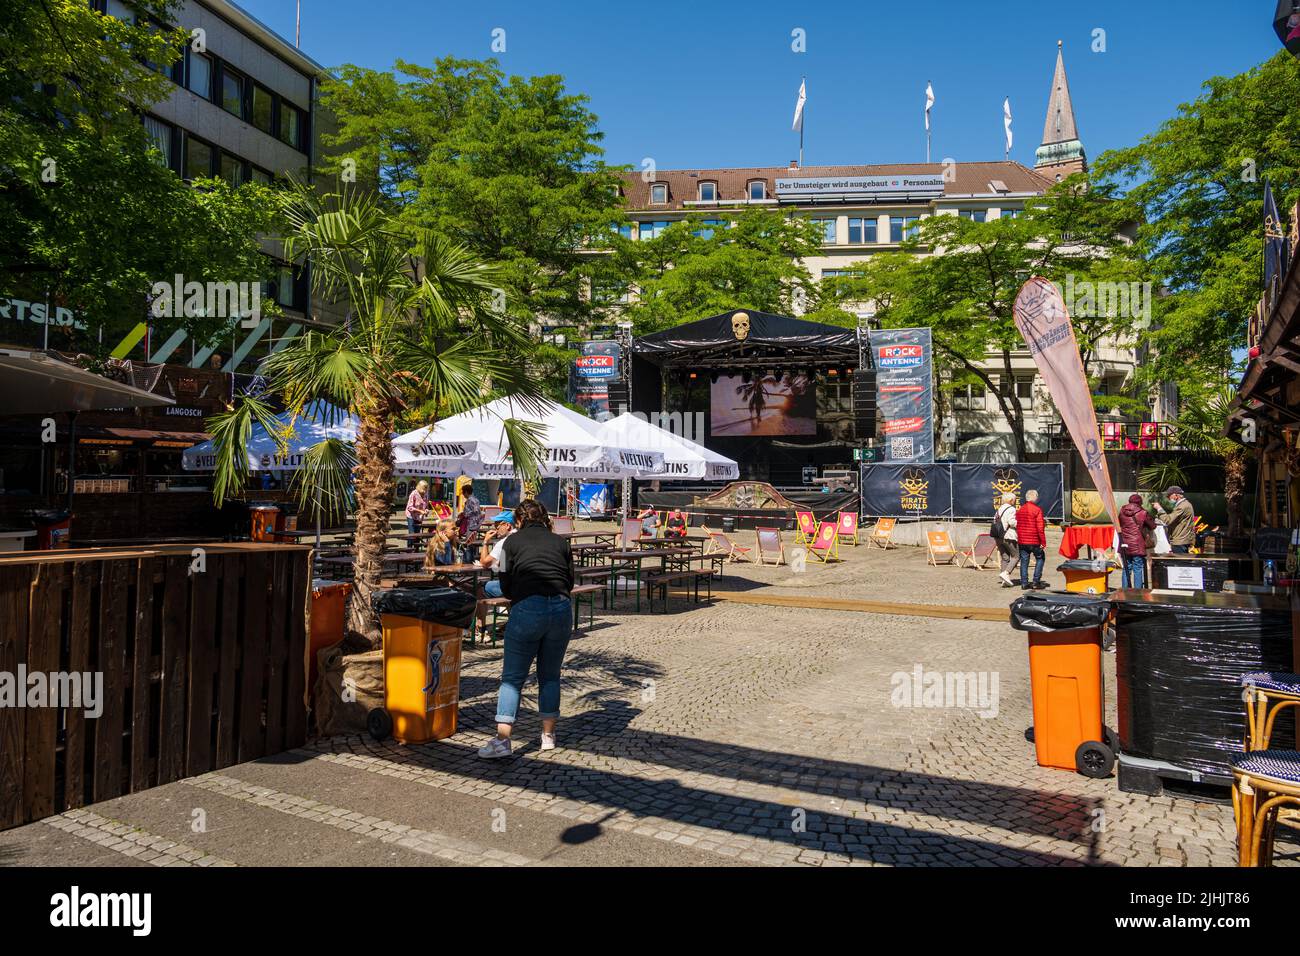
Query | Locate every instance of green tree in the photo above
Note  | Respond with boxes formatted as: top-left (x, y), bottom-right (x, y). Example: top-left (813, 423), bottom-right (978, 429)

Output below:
top-left (319, 58), bottom-right (626, 329)
top-left (831, 190), bottom-right (1148, 458)
top-left (1, 0), bottom-right (281, 352)
top-left (209, 188), bottom-right (545, 647)
top-left (608, 211), bottom-right (825, 333)
top-left (1093, 50), bottom-right (1300, 391)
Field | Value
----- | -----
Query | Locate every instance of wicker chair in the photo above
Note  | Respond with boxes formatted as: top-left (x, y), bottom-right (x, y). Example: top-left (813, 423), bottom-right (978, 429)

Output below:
top-left (1230, 750), bottom-right (1300, 866)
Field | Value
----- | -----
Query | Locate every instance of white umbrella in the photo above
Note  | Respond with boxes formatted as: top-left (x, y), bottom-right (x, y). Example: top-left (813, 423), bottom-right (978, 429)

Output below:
top-left (598, 412), bottom-right (738, 481)
top-left (394, 397), bottom-right (664, 479)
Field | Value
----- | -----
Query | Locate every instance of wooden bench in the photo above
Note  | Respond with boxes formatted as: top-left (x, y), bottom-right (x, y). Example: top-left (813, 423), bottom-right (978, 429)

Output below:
top-left (475, 596), bottom-right (511, 646)
top-left (643, 568), bottom-right (713, 613)
top-left (570, 584), bottom-right (605, 632)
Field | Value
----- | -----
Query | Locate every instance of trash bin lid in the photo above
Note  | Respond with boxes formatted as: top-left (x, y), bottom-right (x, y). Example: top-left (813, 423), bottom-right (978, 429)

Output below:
top-left (372, 587), bottom-right (477, 627)
top-left (1010, 591), bottom-right (1111, 631)
top-left (248, 503), bottom-right (280, 512)
top-left (1057, 558), bottom-right (1109, 572)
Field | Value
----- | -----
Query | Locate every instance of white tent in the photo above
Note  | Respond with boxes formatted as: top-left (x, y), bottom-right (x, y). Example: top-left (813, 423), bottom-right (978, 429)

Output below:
top-left (597, 412), bottom-right (738, 481)
top-left (393, 397), bottom-right (664, 479)
top-left (182, 401), bottom-right (357, 472)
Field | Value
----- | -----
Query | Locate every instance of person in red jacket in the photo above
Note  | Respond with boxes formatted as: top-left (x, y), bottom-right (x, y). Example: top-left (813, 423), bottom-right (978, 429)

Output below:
top-left (1117, 493), bottom-right (1155, 588)
top-left (1015, 489), bottom-right (1048, 590)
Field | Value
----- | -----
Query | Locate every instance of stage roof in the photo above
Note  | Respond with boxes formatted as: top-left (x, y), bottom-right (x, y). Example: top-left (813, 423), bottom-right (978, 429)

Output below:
top-left (632, 310), bottom-right (858, 367)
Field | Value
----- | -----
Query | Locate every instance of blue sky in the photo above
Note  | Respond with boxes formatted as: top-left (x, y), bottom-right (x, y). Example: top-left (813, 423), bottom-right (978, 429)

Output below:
top-left (239, 0), bottom-right (1281, 172)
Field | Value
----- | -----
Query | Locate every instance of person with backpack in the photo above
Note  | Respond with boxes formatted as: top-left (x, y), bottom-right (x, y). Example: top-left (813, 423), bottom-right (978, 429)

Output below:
top-left (1117, 493), bottom-right (1156, 588)
top-left (992, 492), bottom-right (1019, 588)
top-left (1015, 489), bottom-right (1048, 590)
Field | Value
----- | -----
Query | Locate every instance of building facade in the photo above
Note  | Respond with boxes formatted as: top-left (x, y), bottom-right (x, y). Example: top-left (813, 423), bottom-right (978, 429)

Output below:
top-left (613, 43), bottom-right (1162, 460)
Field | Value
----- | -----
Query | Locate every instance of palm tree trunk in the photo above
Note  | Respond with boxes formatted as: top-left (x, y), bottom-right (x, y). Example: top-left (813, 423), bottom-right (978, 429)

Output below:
top-left (347, 406), bottom-right (397, 648)
top-left (1223, 446), bottom-right (1248, 538)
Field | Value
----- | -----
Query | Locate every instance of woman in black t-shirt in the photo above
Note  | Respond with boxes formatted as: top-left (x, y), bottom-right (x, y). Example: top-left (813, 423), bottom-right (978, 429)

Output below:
top-left (478, 499), bottom-right (575, 760)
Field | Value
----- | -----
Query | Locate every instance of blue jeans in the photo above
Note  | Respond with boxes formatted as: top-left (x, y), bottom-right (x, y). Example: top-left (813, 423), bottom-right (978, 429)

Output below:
top-left (484, 579), bottom-right (503, 598)
top-left (1122, 553), bottom-right (1146, 588)
top-left (407, 516), bottom-right (421, 536)
top-left (494, 595), bottom-right (572, 724)
top-left (1019, 545), bottom-right (1045, 586)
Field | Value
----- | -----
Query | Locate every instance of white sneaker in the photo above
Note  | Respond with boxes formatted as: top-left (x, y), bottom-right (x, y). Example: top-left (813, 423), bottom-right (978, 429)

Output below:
top-left (540, 733), bottom-right (557, 751)
top-left (477, 737), bottom-right (512, 759)
top-left (998, 571), bottom-right (1013, 585)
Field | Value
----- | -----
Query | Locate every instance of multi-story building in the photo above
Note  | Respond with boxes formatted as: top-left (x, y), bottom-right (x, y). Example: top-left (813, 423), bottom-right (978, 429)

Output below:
top-left (0, 0), bottom-right (338, 541)
top-left (613, 43), bottom-right (1164, 459)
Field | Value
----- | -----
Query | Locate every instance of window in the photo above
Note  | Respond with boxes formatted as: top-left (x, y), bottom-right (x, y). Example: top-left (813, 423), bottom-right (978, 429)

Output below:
top-left (187, 52), bottom-right (211, 99)
top-left (639, 221), bottom-right (670, 240)
top-left (250, 166), bottom-right (273, 186)
top-left (890, 215), bottom-right (920, 242)
top-left (650, 183), bottom-right (668, 204)
top-left (748, 180), bottom-right (766, 201)
top-left (183, 135), bottom-right (213, 180)
top-left (821, 269), bottom-right (859, 300)
top-left (252, 85), bottom-right (274, 134)
top-left (958, 209), bottom-right (987, 223)
top-left (221, 67), bottom-right (245, 118)
top-left (592, 281), bottom-right (630, 305)
top-left (105, 0), bottom-right (134, 22)
top-left (952, 384), bottom-right (986, 411)
top-left (279, 101), bottom-right (302, 149)
top-left (220, 152), bottom-right (246, 186)
top-left (812, 218), bottom-right (836, 243)
top-left (144, 115), bottom-right (173, 169)
top-left (274, 265), bottom-right (300, 309)
top-left (1001, 208), bottom-right (1021, 219)
top-left (998, 375), bottom-right (1035, 407)
top-left (847, 217), bottom-right (876, 244)
top-left (612, 222), bottom-right (633, 239)
top-left (698, 182), bottom-right (716, 201)
top-left (693, 219), bottom-right (725, 239)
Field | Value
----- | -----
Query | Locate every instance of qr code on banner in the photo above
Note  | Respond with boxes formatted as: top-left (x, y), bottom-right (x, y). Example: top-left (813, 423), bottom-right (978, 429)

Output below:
top-left (890, 437), bottom-right (914, 459)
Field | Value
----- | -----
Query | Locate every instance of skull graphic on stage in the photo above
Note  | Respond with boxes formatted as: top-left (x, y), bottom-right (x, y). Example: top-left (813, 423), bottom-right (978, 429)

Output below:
top-left (731, 311), bottom-right (750, 341)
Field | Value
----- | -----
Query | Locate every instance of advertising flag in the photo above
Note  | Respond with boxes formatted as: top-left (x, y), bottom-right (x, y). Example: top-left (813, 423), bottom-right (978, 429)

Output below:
top-left (1013, 276), bottom-right (1118, 527)
top-left (1003, 97), bottom-right (1013, 154)
top-left (925, 82), bottom-right (935, 131)
top-left (792, 79), bottom-right (807, 133)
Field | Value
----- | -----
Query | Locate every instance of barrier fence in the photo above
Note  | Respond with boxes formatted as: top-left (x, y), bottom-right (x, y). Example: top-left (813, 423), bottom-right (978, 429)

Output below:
top-left (859, 463), bottom-right (1065, 520)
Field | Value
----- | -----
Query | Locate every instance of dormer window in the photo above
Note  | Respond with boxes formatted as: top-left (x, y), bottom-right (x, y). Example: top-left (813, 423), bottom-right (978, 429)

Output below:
top-left (650, 183), bottom-right (668, 204)
top-left (748, 180), bottom-right (766, 201)
top-left (699, 181), bottom-right (717, 202)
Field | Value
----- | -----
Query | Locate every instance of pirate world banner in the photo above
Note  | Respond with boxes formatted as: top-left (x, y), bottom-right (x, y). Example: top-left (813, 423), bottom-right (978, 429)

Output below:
top-left (859, 463), bottom-right (1064, 519)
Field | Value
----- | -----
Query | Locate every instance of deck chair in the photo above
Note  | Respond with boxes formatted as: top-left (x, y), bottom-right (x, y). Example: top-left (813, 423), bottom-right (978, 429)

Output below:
top-left (956, 533), bottom-right (998, 569)
top-left (431, 501), bottom-right (453, 520)
top-left (704, 527), bottom-right (752, 562)
top-left (867, 517), bottom-right (897, 550)
top-left (551, 515), bottom-right (574, 534)
top-left (808, 521), bottom-right (841, 563)
top-left (926, 528), bottom-right (959, 566)
top-left (794, 510), bottom-right (818, 546)
top-left (755, 527), bottom-right (786, 565)
top-left (620, 517), bottom-right (645, 547)
top-left (836, 511), bottom-right (860, 546)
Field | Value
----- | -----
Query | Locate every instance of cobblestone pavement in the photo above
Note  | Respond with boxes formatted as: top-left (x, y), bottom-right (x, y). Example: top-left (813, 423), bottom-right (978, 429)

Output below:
top-left (2, 530), bottom-right (1294, 867)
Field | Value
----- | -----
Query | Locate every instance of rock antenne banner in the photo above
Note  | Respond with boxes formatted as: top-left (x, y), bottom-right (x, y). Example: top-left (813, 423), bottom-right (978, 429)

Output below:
top-left (1012, 276), bottom-right (1117, 527)
top-left (868, 327), bottom-right (934, 463)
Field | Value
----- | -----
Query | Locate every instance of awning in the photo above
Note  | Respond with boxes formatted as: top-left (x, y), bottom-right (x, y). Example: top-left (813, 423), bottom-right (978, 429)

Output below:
top-left (75, 426), bottom-right (211, 448)
top-left (0, 348), bottom-right (175, 414)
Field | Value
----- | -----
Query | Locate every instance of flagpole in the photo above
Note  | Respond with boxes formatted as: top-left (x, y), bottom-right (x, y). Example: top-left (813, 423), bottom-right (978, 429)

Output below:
top-left (295, 0), bottom-right (301, 47)
top-left (799, 75), bottom-right (805, 167)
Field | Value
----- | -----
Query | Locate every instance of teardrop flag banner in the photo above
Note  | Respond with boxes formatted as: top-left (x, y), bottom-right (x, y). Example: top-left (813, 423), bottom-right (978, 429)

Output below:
top-left (1012, 276), bottom-right (1118, 528)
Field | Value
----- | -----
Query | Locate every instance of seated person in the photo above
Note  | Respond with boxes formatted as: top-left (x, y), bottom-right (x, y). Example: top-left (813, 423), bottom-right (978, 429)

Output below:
top-left (478, 511), bottom-right (515, 599)
top-left (422, 520), bottom-right (459, 570)
top-left (637, 507), bottom-right (659, 537)
top-left (664, 509), bottom-right (688, 539)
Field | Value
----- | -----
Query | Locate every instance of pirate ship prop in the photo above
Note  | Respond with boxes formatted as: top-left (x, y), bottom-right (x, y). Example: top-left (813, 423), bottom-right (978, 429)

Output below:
top-left (629, 310), bottom-right (867, 526)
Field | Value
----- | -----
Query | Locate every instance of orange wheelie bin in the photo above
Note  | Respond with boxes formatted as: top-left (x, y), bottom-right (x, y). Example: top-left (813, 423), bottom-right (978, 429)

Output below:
top-left (1011, 592), bottom-right (1118, 778)
top-left (369, 588), bottom-right (477, 744)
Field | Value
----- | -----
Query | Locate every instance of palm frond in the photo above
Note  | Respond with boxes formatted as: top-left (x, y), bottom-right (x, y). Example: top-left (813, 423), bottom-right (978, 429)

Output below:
top-left (207, 394), bottom-right (281, 506)
top-left (499, 418), bottom-right (546, 487)
top-left (288, 438), bottom-right (358, 525)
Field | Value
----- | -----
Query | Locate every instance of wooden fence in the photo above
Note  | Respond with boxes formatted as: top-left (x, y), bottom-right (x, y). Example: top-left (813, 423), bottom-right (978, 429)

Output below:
top-left (0, 543), bottom-right (310, 831)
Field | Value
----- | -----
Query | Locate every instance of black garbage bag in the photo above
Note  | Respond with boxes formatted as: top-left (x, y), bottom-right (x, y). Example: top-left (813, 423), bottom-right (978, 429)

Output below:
top-left (1057, 558), bottom-right (1113, 573)
top-left (29, 508), bottom-right (70, 525)
top-left (372, 587), bottom-right (476, 628)
top-left (1010, 591), bottom-right (1111, 631)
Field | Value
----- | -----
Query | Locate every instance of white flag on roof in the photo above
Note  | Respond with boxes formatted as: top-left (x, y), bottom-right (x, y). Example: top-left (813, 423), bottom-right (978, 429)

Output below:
top-left (792, 78), bottom-right (806, 133)
top-left (1003, 97), bottom-right (1013, 152)
top-left (925, 82), bottom-right (935, 131)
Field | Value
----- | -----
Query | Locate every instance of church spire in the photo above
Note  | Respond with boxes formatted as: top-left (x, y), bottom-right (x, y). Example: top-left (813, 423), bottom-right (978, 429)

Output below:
top-left (1035, 40), bottom-right (1087, 181)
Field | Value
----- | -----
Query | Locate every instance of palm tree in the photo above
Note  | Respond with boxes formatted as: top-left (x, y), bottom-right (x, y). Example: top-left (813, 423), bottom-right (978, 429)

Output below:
top-left (210, 186), bottom-right (544, 647)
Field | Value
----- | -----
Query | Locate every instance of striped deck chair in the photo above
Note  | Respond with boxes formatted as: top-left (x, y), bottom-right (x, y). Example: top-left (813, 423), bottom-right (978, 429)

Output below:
top-left (926, 528), bottom-right (959, 566)
top-left (794, 510), bottom-right (818, 546)
top-left (551, 515), bottom-right (574, 534)
top-left (620, 517), bottom-right (645, 547)
top-left (836, 511), bottom-right (860, 546)
top-left (755, 526), bottom-right (786, 565)
top-left (431, 501), bottom-right (453, 520)
top-left (808, 521), bottom-right (841, 563)
top-left (867, 517), bottom-right (897, 550)
top-left (704, 527), bottom-right (752, 562)
top-left (956, 533), bottom-right (998, 569)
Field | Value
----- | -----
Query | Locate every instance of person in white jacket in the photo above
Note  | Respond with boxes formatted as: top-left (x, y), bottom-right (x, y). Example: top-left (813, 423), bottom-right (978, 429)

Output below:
top-left (994, 492), bottom-right (1019, 588)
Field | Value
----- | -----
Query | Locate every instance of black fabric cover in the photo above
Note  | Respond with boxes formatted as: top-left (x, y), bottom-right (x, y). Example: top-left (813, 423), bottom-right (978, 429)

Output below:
top-left (372, 587), bottom-right (477, 627)
top-left (632, 310), bottom-right (856, 358)
top-left (1113, 589), bottom-right (1294, 779)
top-left (1009, 592), bottom-right (1111, 631)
